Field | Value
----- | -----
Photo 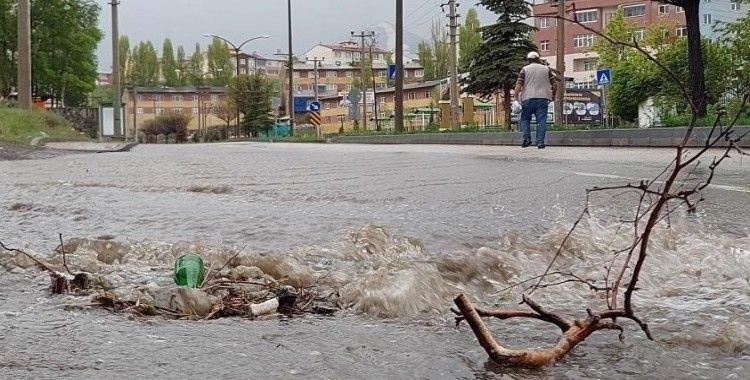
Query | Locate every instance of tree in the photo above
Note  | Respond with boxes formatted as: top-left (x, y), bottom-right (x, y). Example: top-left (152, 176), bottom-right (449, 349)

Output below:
top-left (176, 45), bottom-right (188, 86)
top-left (119, 36), bottom-right (131, 84)
top-left (207, 37), bottom-right (233, 86)
top-left (459, 7), bottom-right (482, 71)
top-left (212, 98), bottom-right (236, 138)
top-left (29, 0), bottom-right (103, 106)
top-left (162, 38), bottom-right (178, 87)
top-left (462, 0), bottom-right (535, 129)
top-left (187, 43), bottom-right (205, 86)
top-left (416, 22), bottom-right (450, 80)
top-left (228, 74), bottom-right (276, 137)
top-left (593, 9), bottom-right (735, 122)
top-left (128, 41), bottom-right (160, 86)
top-left (659, 0), bottom-right (707, 116)
top-left (0, 0), bottom-right (17, 98)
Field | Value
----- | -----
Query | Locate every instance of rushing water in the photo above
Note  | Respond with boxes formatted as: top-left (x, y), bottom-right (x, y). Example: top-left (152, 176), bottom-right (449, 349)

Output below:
top-left (0, 143), bottom-right (748, 379)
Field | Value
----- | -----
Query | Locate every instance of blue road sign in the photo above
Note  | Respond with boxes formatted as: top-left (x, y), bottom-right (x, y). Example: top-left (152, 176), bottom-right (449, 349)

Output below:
top-left (388, 64), bottom-right (397, 80)
top-left (596, 69), bottom-right (611, 86)
top-left (308, 101), bottom-right (321, 112)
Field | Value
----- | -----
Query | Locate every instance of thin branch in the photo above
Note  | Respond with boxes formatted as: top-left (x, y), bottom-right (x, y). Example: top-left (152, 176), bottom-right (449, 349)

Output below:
top-left (0, 239), bottom-right (60, 277)
top-left (58, 233), bottom-right (74, 276)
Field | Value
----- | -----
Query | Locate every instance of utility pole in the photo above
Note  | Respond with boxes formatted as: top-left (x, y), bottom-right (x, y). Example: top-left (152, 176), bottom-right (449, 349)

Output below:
top-left (17, 0), bottom-right (32, 110)
top-left (111, 0), bottom-right (122, 137)
top-left (369, 43), bottom-right (381, 131)
top-left (287, 0), bottom-right (295, 136)
top-left (308, 57), bottom-right (323, 102)
top-left (351, 30), bottom-right (375, 130)
top-left (394, 0), bottom-right (404, 132)
top-left (555, 0), bottom-right (565, 127)
top-left (445, 0), bottom-right (461, 130)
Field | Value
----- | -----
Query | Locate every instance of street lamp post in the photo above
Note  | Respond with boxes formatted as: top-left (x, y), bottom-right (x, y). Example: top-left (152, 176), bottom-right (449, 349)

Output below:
top-left (202, 33), bottom-right (269, 138)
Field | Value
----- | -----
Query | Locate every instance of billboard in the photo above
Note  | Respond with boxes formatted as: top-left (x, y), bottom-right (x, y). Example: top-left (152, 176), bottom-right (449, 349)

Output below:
top-left (563, 89), bottom-right (602, 124)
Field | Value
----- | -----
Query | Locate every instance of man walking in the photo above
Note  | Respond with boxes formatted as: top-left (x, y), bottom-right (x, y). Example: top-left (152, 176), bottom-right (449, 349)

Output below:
top-left (514, 51), bottom-right (557, 149)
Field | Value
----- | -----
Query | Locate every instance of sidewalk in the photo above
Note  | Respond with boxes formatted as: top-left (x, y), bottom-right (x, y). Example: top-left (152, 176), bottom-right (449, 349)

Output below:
top-left (331, 127), bottom-right (750, 148)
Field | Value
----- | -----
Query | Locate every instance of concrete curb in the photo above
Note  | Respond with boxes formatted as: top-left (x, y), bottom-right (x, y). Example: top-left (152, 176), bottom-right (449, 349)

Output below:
top-left (41, 141), bottom-right (139, 153)
top-left (331, 127), bottom-right (750, 148)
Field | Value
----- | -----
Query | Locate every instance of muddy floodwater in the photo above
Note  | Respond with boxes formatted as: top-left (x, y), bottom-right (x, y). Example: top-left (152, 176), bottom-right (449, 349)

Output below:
top-left (1, 143), bottom-right (748, 379)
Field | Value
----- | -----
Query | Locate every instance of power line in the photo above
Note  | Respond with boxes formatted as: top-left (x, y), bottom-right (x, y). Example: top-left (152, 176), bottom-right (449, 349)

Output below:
top-left (405, 0), bottom-right (435, 19)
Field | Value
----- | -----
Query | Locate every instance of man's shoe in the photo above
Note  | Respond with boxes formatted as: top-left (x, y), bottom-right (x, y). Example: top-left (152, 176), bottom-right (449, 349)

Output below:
top-left (537, 145), bottom-right (546, 149)
top-left (522, 140), bottom-right (532, 148)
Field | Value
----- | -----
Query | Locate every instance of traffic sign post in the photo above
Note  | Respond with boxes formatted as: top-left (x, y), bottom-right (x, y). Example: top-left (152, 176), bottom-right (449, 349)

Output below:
top-left (388, 64), bottom-right (397, 81)
top-left (596, 69), bottom-right (611, 128)
top-left (596, 69), bottom-right (611, 86)
top-left (308, 101), bottom-right (322, 138)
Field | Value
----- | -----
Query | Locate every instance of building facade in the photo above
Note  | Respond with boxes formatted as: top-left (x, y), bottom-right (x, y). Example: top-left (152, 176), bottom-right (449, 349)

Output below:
top-left (532, 0), bottom-right (746, 88)
top-left (122, 87), bottom-right (229, 137)
top-left (292, 62), bottom-right (425, 94)
top-left (304, 41), bottom-right (389, 66)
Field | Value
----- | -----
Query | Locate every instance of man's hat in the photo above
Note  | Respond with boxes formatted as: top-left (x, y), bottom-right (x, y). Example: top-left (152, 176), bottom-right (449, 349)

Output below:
top-left (527, 51), bottom-right (540, 59)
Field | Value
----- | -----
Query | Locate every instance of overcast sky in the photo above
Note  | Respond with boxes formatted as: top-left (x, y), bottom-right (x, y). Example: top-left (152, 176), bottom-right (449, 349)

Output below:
top-left (95, 0), bottom-right (495, 71)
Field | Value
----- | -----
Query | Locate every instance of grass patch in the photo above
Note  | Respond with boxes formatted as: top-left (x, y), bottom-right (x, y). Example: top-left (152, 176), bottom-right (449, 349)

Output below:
top-left (0, 106), bottom-right (88, 145)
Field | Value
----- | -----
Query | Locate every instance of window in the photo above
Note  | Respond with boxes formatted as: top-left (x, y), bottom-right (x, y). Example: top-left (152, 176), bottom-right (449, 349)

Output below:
top-left (632, 28), bottom-right (646, 41)
top-left (378, 71), bottom-right (387, 77)
top-left (658, 4), bottom-right (669, 14)
top-left (192, 107), bottom-right (199, 114)
top-left (193, 95), bottom-right (199, 101)
top-left (704, 13), bottom-right (712, 24)
top-left (211, 95), bottom-right (218, 102)
top-left (155, 108), bottom-right (164, 115)
top-left (137, 107), bottom-right (144, 114)
top-left (173, 107), bottom-right (183, 114)
top-left (540, 40), bottom-right (550, 51)
top-left (415, 70), bottom-right (425, 78)
top-left (408, 92), bottom-right (416, 100)
top-left (172, 95), bottom-right (182, 102)
top-left (540, 17), bottom-right (550, 28)
top-left (346, 84), bottom-right (352, 90)
top-left (574, 81), bottom-right (596, 89)
top-left (583, 60), bottom-right (595, 71)
top-left (377, 83), bottom-right (387, 88)
top-left (676, 26), bottom-right (688, 37)
top-left (575, 10), bottom-right (598, 23)
top-left (137, 95), bottom-right (144, 101)
top-left (335, 51), bottom-right (342, 58)
top-left (153, 94), bottom-right (163, 101)
top-left (731, 0), bottom-right (740, 11)
top-left (326, 71), bottom-right (336, 78)
top-left (573, 34), bottom-right (595, 48)
top-left (380, 97), bottom-right (387, 104)
top-left (623, 4), bottom-right (646, 17)
top-left (346, 71), bottom-right (353, 78)
top-left (676, 6), bottom-right (684, 13)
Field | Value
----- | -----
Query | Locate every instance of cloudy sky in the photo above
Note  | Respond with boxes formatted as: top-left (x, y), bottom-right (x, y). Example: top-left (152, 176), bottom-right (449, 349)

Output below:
top-left (95, 0), bottom-right (496, 71)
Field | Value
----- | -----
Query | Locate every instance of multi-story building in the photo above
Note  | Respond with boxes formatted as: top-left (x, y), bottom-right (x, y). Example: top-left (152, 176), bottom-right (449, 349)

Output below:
top-left (121, 87), bottom-right (229, 137)
top-left (232, 51), bottom-right (285, 78)
top-left (304, 41), bottom-right (389, 66)
top-left (292, 62), bottom-right (425, 94)
top-left (532, 0), bottom-right (746, 89)
top-left (313, 80), bottom-right (442, 134)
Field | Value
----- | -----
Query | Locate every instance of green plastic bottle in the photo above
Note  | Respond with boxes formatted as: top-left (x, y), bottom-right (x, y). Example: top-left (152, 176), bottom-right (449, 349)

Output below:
top-left (173, 253), bottom-right (205, 288)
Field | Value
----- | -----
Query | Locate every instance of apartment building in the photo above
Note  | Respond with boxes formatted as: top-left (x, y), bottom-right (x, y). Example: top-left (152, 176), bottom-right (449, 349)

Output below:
top-left (292, 61), bottom-right (425, 94)
top-left (232, 51), bottom-right (285, 78)
top-left (532, 0), bottom-right (746, 88)
top-left (121, 87), bottom-right (229, 137)
top-left (309, 81), bottom-right (441, 134)
top-left (305, 41), bottom-right (389, 66)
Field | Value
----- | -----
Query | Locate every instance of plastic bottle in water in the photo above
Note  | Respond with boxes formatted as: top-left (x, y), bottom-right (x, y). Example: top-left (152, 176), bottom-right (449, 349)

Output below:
top-left (173, 253), bottom-right (205, 288)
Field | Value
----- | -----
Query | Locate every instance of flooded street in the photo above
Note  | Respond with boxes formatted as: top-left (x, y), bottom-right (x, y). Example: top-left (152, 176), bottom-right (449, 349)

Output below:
top-left (1, 143), bottom-right (748, 379)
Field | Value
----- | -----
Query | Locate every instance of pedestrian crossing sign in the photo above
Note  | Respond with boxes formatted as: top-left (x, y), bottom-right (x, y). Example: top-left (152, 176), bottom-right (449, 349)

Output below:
top-left (596, 69), bottom-right (611, 86)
